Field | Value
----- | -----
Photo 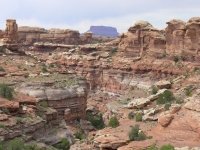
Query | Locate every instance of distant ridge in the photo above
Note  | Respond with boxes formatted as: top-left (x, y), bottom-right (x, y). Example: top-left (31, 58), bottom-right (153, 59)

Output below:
top-left (86, 26), bottom-right (119, 37)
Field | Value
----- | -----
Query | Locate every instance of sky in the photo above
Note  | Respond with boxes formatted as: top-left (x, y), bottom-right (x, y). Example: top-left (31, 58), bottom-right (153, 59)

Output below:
top-left (0, 0), bottom-right (199, 33)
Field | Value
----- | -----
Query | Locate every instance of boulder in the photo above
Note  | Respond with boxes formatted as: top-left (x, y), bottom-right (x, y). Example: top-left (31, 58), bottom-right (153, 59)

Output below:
top-left (126, 98), bottom-right (150, 109)
top-left (158, 112), bottom-right (174, 127)
top-left (155, 80), bottom-right (171, 89)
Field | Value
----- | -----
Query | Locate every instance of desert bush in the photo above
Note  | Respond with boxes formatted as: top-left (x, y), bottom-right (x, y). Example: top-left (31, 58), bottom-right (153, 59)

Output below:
top-left (86, 112), bottom-right (105, 130)
top-left (173, 56), bottom-right (179, 62)
top-left (176, 97), bottom-right (184, 104)
top-left (24, 73), bottom-right (29, 78)
top-left (110, 48), bottom-right (118, 55)
top-left (160, 144), bottom-right (175, 150)
top-left (151, 85), bottom-right (158, 94)
top-left (2, 108), bottom-right (9, 114)
top-left (41, 66), bottom-right (48, 73)
top-left (135, 113), bottom-right (142, 122)
top-left (40, 101), bottom-right (48, 108)
top-left (156, 53), bottom-right (166, 59)
top-left (128, 112), bottom-right (134, 119)
top-left (74, 131), bottom-right (86, 140)
top-left (194, 67), bottom-right (199, 72)
top-left (108, 116), bottom-right (119, 128)
top-left (157, 90), bottom-right (175, 105)
top-left (53, 138), bottom-right (70, 150)
top-left (0, 66), bottom-right (5, 72)
top-left (185, 85), bottom-right (193, 97)
top-left (147, 143), bottom-right (158, 150)
top-left (128, 124), bottom-right (146, 141)
top-left (164, 103), bottom-right (171, 110)
top-left (0, 84), bottom-right (14, 100)
top-left (6, 138), bottom-right (25, 150)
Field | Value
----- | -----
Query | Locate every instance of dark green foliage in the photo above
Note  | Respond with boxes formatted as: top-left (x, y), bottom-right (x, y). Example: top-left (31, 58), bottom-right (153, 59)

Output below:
top-left (2, 108), bottom-right (9, 114)
top-left (74, 131), bottom-right (86, 140)
top-left (0, 84), bottom-right (14, 100)
top-left (24, 73), bottom-right (29, 78)
top-left (157, 90), bottom-right (175, 105)
top-left (151, 85), bottom-right (158, 94)
top-left (128, 124), bottom-right (146, 141)
top-left (49, 64), bottom-right (54, 68)
top-left (0, 140), bottom-right (4, 150)
top-left (194, 67), bottom-right (199, 72)
top-left (6, 138), bottom-right (25, 150)
top-left (160, 144), bottom-right (175, 150)
top-left (156, 53), bottom-right (166, 59)
top-left (86, 112), bottom-right (105, 130)
top-left (164, 103), bottom-right (171, 110)
top-left (108, 116), bottom-right (119, 128)
top-left (173, 56), bottom-right (179, 62)
top-left (42, 66), bottom-right (48, 73)
top-left (135, 113), bottom-right (142, 122)
top-left (53, 138), bottom-right (70, 150)
top-left (0, 66), bottom-right (5, 72)
top-left (40, 102), bottom-right (48, 108)
top-left (25, 143), bottom-right (40, 150)
top-left (185, 85), bottom-right (193, 97)
top-left (110, 48), bottom-right (118, 55)
top-left (0, 47), bottom-right (4, 52)
top-left (128, 112), bottom-right (134, 119)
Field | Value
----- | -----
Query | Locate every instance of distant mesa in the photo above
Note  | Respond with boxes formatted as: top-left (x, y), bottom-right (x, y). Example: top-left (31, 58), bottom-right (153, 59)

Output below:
top-left (86, 26), bottom-right (119, 37)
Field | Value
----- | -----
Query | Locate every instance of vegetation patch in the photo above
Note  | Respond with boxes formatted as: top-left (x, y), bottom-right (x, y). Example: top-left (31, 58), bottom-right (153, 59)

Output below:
top-left (157, 90), bottom-right (175, 105)
top-left (0, 84), bottom-right (14, 100)
top-left (129, 124), bottom-right (146, 141)
top-left (86, 112), bottom-right (105, 130)
top-left (108, 116), bottom-right (119, 128)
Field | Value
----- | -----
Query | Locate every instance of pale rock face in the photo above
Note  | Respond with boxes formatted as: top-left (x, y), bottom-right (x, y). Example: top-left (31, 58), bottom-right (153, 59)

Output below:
top-left (184, 98), bottom-right (200, 112)
top-left (126, 98), bottom-right (150, 109)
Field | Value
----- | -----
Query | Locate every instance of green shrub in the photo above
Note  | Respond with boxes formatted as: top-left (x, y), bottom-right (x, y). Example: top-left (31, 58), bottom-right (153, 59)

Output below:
top-left (40, 101), bottom-right (48, 108)
top-left (41, 66), bottom-right (48, 73)
top-left (157, 53), bottom-right (166, 59)
top-left (135, 113), bottom-right (142, 122)
top-left (128, 112), bottom-right (134, 119)
top-left (2, 108), bottom-right (9, 114)
top-left (24, 73), bottom-right (29, 78)
top-left (0, 84), bottom-right (14, 100)
top-left (6, 138), bottom-right (25, 150)
top-left (160, 144), bottom-right (175, 150)
top-left (86, 112), bottom-right (105, 130)
top-left (110, 48), bottom-right (118, 55)
top-left (49, 63), bottom-right (54, 68)
top-left (74, 131), bottom-right (86, 140)
top-left (108, 116), bottom-right (119, 128)
top-left (25, 143), bottom-right (40, 150)
top-left (53, 138), bottom-right (70, 150)
top-left (128, 124), bottom-right (146, 141)
top-left (0, 66), bottom-right (5, 72)
top-left (157, 90), bottom-right (175, 105)
top-left (0, 140), bottom-right (4, 150)
top-left (164, 103), bottom-right (171, 110)
top-left (185, 85), bottom-right (193, 97)
top-left (151, 85), bottom-right (158, 94)
top-left (0, 47), bottom-right (4, 53)
top-left (173, 56), bottom-right (179, 62)
top-left (194, 67), bottom-right (199, 72)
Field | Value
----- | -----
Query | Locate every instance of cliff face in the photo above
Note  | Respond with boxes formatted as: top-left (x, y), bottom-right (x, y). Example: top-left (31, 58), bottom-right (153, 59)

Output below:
top-left (87, 26), bottom-right (119, 37)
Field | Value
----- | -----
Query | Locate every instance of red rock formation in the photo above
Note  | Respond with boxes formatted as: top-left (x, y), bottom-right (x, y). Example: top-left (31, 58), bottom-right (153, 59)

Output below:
top-left (3, 19), bottom-right (18, 44)
top-left (118, 20), bottom-right (165, 57)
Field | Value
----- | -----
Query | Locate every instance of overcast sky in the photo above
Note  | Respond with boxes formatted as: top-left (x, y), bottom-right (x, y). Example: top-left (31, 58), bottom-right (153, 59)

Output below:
top-left (0, 0), bottom-right (199, 33)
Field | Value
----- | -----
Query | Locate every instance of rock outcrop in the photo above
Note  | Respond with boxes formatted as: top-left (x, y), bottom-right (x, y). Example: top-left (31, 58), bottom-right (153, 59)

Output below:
top-left (18, 26), bottom-right (81, 45)
top-left (2, 19), bottom-right (19, 51)
top-left (118, 20), bottom-right (166, 57)
top-left (18, 78), bottom-right (87, 121)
